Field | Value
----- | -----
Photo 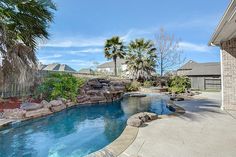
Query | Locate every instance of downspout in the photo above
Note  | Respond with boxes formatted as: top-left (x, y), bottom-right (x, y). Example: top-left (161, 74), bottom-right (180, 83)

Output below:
top-left (220, 48), bottom-right (224, 110)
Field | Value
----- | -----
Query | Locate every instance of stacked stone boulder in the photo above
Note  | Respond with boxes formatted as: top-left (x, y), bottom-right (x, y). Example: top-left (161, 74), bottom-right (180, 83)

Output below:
top-left (77, 78), bottom-right (126, 104)
top-left (127, 112), bottom-right (158, 127)
top-left (1, 78), bottom-right (127, 121)
top-left (2, 99), bottom-right (74, 120)
top-left (2, 109), bottom-right (26, 119)
top-left (49, 100), bottom-right (66, 112)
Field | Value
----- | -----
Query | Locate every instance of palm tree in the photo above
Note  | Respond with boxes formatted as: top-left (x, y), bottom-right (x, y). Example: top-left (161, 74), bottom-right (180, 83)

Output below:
top-left (104, 36), bottom-right (126, 76)
top-left (0, 0), bottom-right (56, 83)
top-left (126, 38), bottom-right (157, 82)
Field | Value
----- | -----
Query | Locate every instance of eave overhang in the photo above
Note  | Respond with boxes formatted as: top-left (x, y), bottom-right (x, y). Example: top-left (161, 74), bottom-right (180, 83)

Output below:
top-left (209, 0), bottom-right (236, 46)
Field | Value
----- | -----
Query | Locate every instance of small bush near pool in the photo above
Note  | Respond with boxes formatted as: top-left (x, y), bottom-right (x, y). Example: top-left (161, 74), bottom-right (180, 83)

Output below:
top-left (168, 76), bottom-right (191, 94)
top-left (125, 81), bottom-right (141, 91)
top-left (36, 73), bottom-right (86, 102)
top-left (143, 81), bottom-right (153, 88)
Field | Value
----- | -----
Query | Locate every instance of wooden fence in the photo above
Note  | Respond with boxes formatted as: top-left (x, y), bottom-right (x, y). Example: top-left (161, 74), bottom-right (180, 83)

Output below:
top-left (0, 70), bottom-right (126, 98)
top-left (0, 82), bottom-right (33, 98)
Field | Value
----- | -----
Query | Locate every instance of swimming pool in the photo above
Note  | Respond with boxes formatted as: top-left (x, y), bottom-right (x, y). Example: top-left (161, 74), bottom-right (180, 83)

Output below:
top-left (0, 94), bottom-right (172, 157)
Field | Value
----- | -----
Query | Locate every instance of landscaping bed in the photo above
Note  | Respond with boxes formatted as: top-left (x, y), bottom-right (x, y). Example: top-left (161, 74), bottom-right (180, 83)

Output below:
top-left (0, 76), bottom-right (128, 124)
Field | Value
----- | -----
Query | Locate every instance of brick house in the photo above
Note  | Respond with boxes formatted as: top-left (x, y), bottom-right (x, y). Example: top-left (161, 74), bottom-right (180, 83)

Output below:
top-left (209, 0), bottom-right (236, 110)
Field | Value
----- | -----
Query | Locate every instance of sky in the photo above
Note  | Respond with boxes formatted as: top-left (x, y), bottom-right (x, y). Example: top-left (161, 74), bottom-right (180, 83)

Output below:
top-left (37, 0), bottom-right (230, 71)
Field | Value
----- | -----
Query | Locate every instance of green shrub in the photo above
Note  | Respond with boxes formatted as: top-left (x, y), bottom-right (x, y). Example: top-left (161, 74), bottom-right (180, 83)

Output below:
top-left (125, 81), bottom-right (141, 92)
top-left (143, 81), bottom-right (153, 88)
top-left (35, 73), bottom-right (86, 102)
top-left (77, 77), bottom-right (87, 89)
top-left (168, 76), bottom-right (191, 94)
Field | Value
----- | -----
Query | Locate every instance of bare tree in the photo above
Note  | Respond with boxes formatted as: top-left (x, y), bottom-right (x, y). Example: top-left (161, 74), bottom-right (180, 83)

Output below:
top-left (155, 28), bottom-right (185, 76)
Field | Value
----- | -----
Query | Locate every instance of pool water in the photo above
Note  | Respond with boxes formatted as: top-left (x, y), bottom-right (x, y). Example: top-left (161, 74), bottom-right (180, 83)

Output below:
top-left (0, 94), bottom-right (172, 157)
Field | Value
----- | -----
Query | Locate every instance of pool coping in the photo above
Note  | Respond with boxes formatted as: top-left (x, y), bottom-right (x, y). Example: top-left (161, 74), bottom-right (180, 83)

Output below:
top-left (86, 125), bottom-right (139, 157)
top-left (86, 99), bottom-right (185, 157)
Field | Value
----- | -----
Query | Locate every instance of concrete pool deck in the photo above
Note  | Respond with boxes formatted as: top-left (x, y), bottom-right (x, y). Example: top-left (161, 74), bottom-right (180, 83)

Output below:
top-left (119, 92), bottom-right (236, 157)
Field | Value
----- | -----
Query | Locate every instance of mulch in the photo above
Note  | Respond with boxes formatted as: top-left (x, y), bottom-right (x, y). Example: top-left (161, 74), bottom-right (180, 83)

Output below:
top-left (0, 97), bottom-right (41, 112)
top-left (0, 97), bottom-right (21, 112)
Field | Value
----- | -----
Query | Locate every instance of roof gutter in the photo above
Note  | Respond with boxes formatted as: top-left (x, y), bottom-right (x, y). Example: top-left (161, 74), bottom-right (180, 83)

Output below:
top-left (208, 0), bottom-right (235, 46)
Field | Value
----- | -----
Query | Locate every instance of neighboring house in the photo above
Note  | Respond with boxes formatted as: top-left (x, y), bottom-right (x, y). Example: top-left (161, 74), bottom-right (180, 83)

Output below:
top-left (177, 60), bottom-right (221, 90)
top-left (38, 63), bottom-right (76, 72)
top-left (209, 0), bottom-right (236, 110)
top-left (78, 68), bottom-right (95, 74)
top-left (97, 59), bottom-right (127, 75)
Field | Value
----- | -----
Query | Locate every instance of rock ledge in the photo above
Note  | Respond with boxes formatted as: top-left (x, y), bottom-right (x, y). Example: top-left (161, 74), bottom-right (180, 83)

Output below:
top-left (127, 112), bottom-right (158, 127)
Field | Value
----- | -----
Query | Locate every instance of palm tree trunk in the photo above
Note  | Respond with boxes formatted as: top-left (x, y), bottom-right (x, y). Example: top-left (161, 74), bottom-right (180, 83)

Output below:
top-left (114, 58), bottom-right (117, 76)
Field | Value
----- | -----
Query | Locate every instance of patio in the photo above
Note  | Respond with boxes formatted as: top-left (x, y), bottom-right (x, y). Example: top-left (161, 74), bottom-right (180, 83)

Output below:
top-left (119, 92), bottom-right (236, 157)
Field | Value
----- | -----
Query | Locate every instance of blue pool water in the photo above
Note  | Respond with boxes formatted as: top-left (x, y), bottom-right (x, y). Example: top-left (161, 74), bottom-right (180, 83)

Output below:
top-left (0, 94), bottom-right (172, 157)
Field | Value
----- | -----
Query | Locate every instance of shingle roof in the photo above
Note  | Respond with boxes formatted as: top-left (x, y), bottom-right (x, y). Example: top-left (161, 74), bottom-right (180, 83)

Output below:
top-left (39, 63), bottom-right (76, 72)
top-left (97, 59), bottom-right (126, 68)
top-left (178, 61), bottom-right (221, 76)
top-left (179, 60), bottom-right (198, 70)
top-left (78, 68), bottom-right (94, 74)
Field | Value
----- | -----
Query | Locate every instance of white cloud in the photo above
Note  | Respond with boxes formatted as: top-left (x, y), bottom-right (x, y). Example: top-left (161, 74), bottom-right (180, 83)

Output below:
top-left (179, 42), bottom-right (212, 52)
top-left (121, 15), bottom-right (220, 41)
top-left (121, 29), bottom-right (155, 41)
top-left (69, 48), bottom-right (103, 55)
top-left (39, 37), bottom-right (106, 48)
top-left (39, 54), bottom-right (62, 59)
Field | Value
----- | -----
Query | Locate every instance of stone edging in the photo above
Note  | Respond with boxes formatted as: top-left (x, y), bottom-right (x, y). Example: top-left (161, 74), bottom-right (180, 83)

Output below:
top-left (0, 119), bottom-right (15, 129)
top-left (86, 100), bottom-right (185, 157)
top-left (86, 126), bottom-right (139, 157)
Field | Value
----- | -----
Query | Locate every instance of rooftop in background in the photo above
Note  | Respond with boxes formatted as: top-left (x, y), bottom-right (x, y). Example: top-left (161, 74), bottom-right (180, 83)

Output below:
top-left (78, 68), bottom-right (94, 74)
top-left (38, 63), bottom-right (76, 72)
top-left (97, 59), bottom-right (126, 68)
top-left (178, 60), bottom-right (221, 76)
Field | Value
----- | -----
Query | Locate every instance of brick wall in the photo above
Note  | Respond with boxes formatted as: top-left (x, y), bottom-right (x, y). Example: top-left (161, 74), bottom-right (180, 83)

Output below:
top-left (221, 38), bottom-right (236, 110)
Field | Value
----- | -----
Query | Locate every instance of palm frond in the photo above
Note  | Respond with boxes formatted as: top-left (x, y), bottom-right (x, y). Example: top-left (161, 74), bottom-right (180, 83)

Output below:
top-left (126, 38), bottom-right (157, 81)
top-left (0, 0), bottom-right (56, 83)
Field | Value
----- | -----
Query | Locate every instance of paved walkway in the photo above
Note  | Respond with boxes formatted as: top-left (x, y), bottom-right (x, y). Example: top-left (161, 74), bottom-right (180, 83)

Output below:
top-left (119, 92), bottom-right (236, 157)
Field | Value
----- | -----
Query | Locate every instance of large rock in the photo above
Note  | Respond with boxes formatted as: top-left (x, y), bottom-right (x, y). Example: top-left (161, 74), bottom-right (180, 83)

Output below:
top-left (50, 104), bottom-right (66, 112)
top-left (109, 81), bottom-right (124, 86)
top-left (66, 102), bottom-right (76, 108)
top-left (3, 109), bottom-right (26, 119)
top-left (20, 103), bottom-right (43, 111)
top-left (25, 108), bottom-right (52, 119)
top-left (127, 112), bottom-right (158, 127)
top-left (98, 79), bottom-right (110, 84)
top-left (87, 79), bottom-right (103, 88)
top-left (86, 90), bottom-right (101, 95)
top-left (77, 78), bottom-right (126, 104)
top-left (49, 100), bottom-right (64, 106)
top-left (41, 100), bottom-right (52, 108)
top-left (127, 117), bottom-right (143, 127)
top-left (57, 98), bottom-right (67, 104)
top-left (144, 112), bottom-right (158, 120)
top-left (113, 86), bottom-right (125, 91)
top-left (90, 96), bottom-right (106, 103)
top-left (77, 95), bottom-right (90, 103)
